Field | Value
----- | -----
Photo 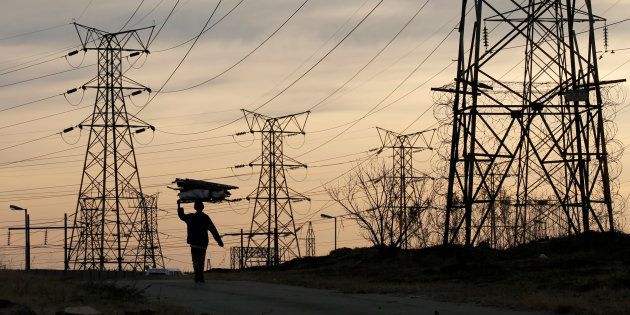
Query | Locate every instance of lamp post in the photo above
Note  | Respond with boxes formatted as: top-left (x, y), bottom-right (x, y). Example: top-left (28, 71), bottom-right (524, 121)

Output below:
top-left (320, 213), bottom-right (338, 250)
top-left (9, 205), bottom-right (29, 271)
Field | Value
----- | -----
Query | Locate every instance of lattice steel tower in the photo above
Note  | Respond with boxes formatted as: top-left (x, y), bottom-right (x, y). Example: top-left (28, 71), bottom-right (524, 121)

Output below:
top-left (66, 23), bottom-right (163, 271)
top-left (377, 128), bottom-right (434, 248)
top-left (305, 221), bottom-right (315, 257)
top-left (440, 1), bottom-right (619, 248)
top-left (242, 110), bottom-right (309, 266)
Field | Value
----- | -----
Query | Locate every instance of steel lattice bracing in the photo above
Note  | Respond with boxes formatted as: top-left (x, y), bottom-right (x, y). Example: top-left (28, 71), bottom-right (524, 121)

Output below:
top-left (439, 1), bottom-right (619, 248)
top-left (377, 128), bottom-right (434, 248)
top-left (66, 24), bottom-right (163, 271)
top-left (135, 194), bottom-right (165, 270)
top-left (230, 247), bottom-right (268, 269)
top-left (242, 110), bottom-right (309, 267)
top-left (305, 221), bottom-right (315, 257)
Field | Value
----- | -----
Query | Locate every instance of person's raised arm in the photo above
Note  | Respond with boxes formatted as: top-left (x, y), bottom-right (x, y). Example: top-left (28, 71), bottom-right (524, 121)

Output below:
top-left (177, 200), bottom-right (187, 221)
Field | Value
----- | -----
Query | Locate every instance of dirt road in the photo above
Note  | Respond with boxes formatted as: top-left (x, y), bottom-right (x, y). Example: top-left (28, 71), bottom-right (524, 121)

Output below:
top-left (129, 279), bottom-right (547, 315)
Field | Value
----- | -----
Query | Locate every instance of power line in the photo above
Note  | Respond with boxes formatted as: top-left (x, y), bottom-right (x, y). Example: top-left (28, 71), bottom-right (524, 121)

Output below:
top-left (241, 0), bottom-right (370, 110)
top-left (135, 0), bottom-right (304, 122)
top-left (0, 127), bottom-right (370, 173)
top-left (0, 2), bottom-right (133, 73)
top-left (0, 63), bottom-right (94, 89)
top-left (0, 93), bottom-right (65, 113)
top-left (133, 0), bottom-right (224, 116)
top-left (0, 24), bottom-right (69, 42)
top-left (148, 0), bottom-right (181, 45)
top-left (154, 0), bottom-right (384, 136)
top-left (308, 0), bottom-right (431, 112)
top-left (131, 0), bottom-right (166, 29)
top-left (279, 3), bottom-right (464, 117)
top-left (119, 0), bottom-right (146, 31)
top-left (0, 0), bottom-right (172, 75)
top-left (0, 54), bottom-right (67, 77)
top-left (0, 105), bottom-right (90, 131)
top-left (0, 51), bottom-right (154, 131)
top-left (152, 0), bottom-right (246, 52)
top-left (297, 20), bottom-right (458, 158)
top-left (162, 0), bottom-right (310, 93)
top-left (0, 132), bottom-right (60, 152)
top-left (75, 0), bottom-right (94, 21)
top-left (0, 146), bottom-right (80, 168)
top-left (0, 145), bottom-right (373, 201)
top-left (246, 0), bottom-right (383, 114)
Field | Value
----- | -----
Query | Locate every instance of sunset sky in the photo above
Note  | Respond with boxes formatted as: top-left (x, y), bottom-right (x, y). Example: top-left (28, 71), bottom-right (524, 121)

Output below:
top-left (1, 0), bottom-right (630, 270)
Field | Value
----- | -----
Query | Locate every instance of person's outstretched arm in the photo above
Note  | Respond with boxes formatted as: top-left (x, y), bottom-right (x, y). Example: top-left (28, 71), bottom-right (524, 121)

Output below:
top-left (177, 200), bottom-right (187, 221)
top-left (207, 216), bottom-right (224, 247)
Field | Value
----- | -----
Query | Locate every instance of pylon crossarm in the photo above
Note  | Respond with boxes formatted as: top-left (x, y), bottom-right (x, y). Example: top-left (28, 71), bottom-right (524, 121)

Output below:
top-left (125, 113), bottom-right (154, 129)
top-left (122, 76), bottom-right (151, 90)
top-left (74, 23), bottom-right (154, 52)
top-left (283, 156), bottom-right (307, 168)
top-left (377, 127), bottom-right (435, 150)
top-left (82, 85), bottom-right (150, 90)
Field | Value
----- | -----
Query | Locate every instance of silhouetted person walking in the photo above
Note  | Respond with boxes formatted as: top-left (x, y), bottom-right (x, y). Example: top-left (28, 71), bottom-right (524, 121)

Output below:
top-left (178, 200), bottom-right (224, 283)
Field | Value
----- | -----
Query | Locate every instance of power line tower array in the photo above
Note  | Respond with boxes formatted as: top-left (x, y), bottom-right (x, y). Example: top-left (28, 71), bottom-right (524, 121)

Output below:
top-left (241, 110), bottom-right (310, 267)
top-left (438, 1), bottom-right (621, 248)
top-left (66, 24), bottom-right (164, 271)
top-left (377, 128), bottom-right (434, 248)
top-left (305, 221), bottom-right (315, 257)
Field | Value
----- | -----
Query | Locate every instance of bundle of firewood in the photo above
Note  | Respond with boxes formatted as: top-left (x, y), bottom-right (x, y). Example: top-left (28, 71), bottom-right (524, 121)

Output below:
top-left (170, 178), bottom-right (238, 203)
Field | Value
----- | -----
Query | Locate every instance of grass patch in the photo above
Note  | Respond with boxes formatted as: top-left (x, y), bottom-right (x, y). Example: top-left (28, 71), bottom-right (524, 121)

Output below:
top-left (0, 270), bottom-right (193, 314)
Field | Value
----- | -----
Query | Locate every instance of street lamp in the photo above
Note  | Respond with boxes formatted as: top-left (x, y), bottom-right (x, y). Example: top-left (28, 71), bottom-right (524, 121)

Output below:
top-left (9, 205), bottom-right (29, 271)
top-left (320, 213), bottom-right (338, 250)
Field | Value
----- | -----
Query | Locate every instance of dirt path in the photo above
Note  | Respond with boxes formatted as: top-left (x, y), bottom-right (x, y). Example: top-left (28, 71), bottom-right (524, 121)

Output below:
top-left (129, 279), bottom-right (547, 315)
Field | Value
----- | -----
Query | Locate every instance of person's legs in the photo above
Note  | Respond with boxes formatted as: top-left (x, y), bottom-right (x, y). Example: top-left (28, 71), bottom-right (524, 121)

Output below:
top-left (191, 246), bottom-right (208, 283)
top-left (190, 246), bottom-right (202, 283)
top-left (198, 246), bottom-right (207, 283)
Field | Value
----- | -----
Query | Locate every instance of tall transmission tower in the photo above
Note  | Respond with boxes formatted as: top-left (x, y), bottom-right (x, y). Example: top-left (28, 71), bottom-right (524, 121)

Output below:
top-left (305, 221), bottom-right (315, 257)
top-left (66, 23), bottom-right (163, 271)
top-left (437, 1), bottom-right (621, 248)
top-left (377, 128), bottom-right (434, 248)
top-left (242, 110), bottom-right (309, 266)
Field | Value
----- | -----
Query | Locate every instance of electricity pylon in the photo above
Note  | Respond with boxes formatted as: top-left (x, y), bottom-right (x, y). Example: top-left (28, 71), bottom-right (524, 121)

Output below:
top-left (305, 221), bottom-right (315, 257)
top-left (66, 23), bottom-right (163, 271)
top-left (437, 1), bottom-right (621, 248)
top-left (135, 194), bottom-right (164, 270)
top-left (242, 110), bottom-right (309, 266)
top-left (377, 127), bottom-right (434, 248)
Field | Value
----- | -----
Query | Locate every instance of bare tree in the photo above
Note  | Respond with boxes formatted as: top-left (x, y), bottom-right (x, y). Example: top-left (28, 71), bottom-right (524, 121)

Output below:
top-left (326, 161), bottom-right (435, 249)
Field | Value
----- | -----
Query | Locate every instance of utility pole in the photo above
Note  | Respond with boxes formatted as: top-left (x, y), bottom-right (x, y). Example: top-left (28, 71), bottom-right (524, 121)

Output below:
top-left (435, 0), bottom-right (622, 248)
top-left (376, 127), bottom-right (434, 249)
top-left (64, 213), bottom-right (68, 271)
top-left (9, 205), bottom-right (29, 271)
top-left (25, 214), bottom-right (30, 271)
top-left (240, 228), bottom-right (244, 269)
top-left (240, 110), bottom-right (310, 267)
top-left (321, 214), bottom-right (337, 250)
top-left (65, 23), bottom-right (164, 271)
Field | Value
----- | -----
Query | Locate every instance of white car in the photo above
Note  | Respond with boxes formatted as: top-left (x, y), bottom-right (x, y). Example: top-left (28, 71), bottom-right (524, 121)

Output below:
top-left (145, 268), bottom-right (184, 276)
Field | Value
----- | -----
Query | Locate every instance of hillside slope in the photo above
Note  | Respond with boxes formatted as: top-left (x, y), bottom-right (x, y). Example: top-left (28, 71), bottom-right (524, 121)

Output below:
top-left (213, 232), bottom-right (630, 314)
